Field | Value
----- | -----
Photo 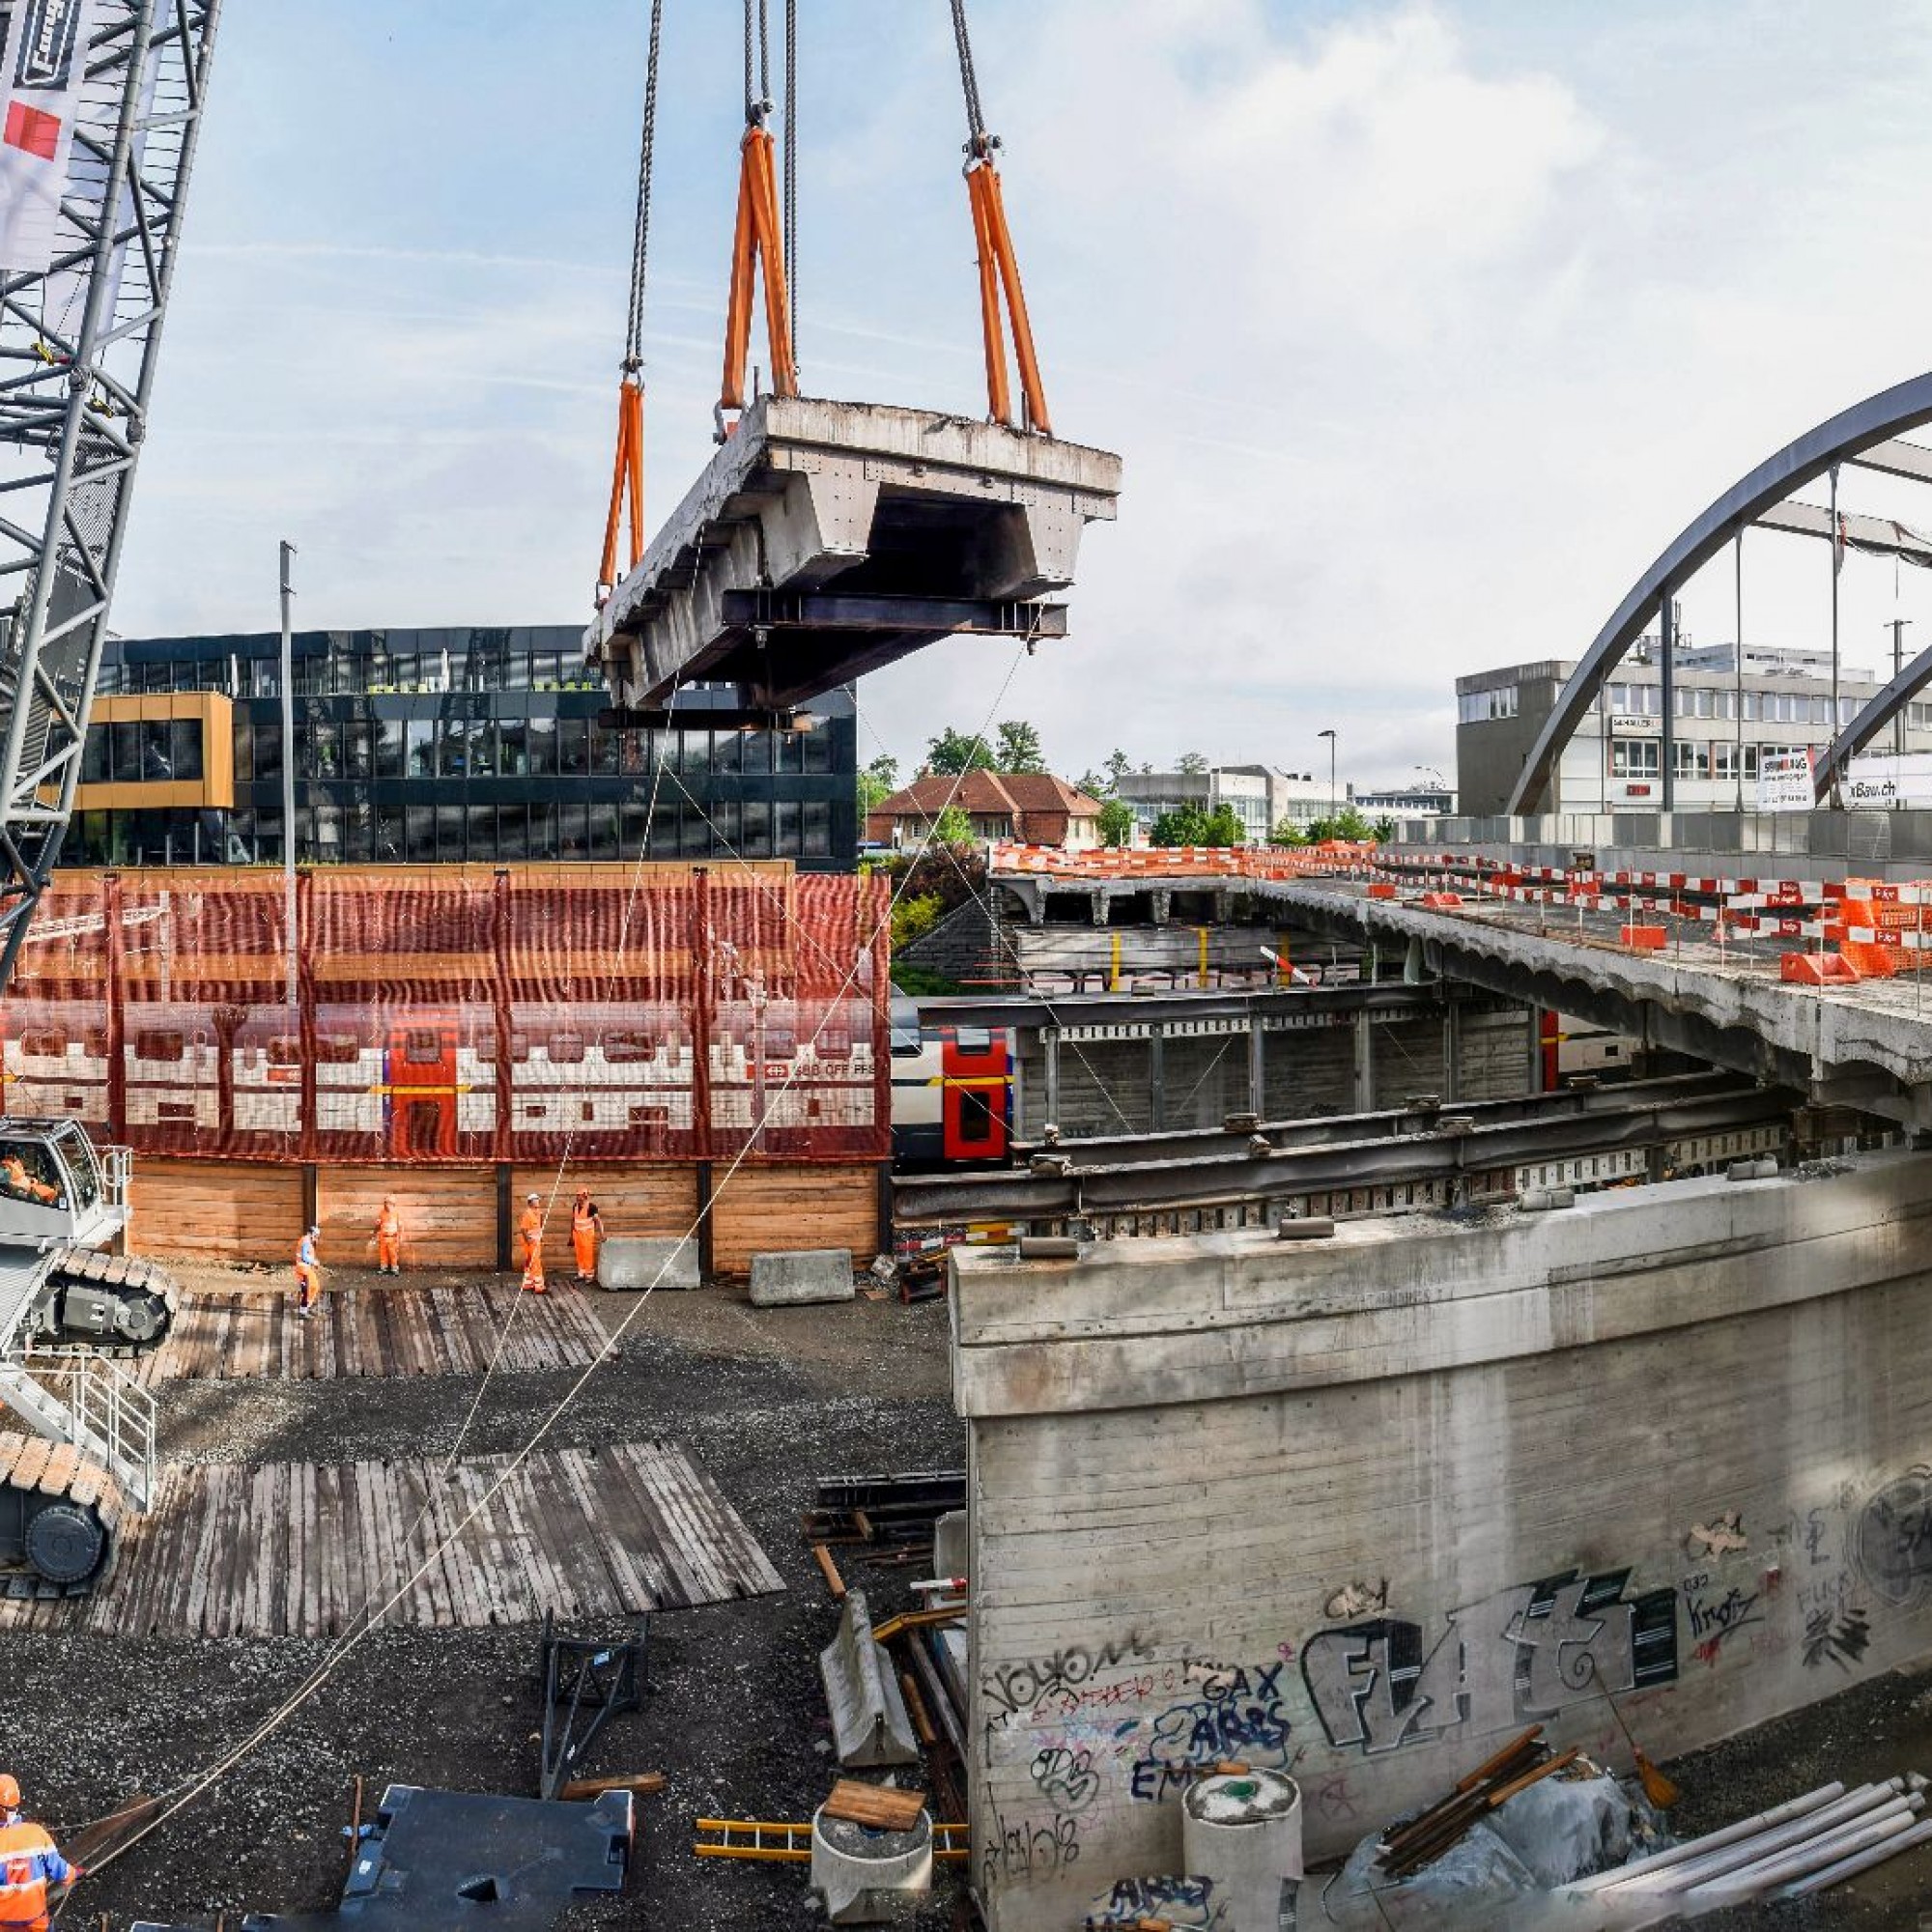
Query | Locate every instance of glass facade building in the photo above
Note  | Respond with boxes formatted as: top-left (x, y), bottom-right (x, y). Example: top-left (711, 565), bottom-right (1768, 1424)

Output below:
top-left (71, 626), bottom-right (860, 871)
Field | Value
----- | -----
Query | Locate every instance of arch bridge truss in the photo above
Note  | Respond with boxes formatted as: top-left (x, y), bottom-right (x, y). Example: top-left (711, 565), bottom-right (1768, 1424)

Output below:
top-left (1508, 370), bottom-right (1932, 816)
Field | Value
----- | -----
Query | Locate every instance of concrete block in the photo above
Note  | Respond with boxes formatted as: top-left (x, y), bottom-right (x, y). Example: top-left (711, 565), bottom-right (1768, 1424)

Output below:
top-left (598, 1236), bottom-right (699, 1292)
top-left (819, 1588), bottom-right (919, 1768)
top-left (749, 1248), bottom-right (854, 1308)
top-left (933, 1510), bottom-right (967, 1582)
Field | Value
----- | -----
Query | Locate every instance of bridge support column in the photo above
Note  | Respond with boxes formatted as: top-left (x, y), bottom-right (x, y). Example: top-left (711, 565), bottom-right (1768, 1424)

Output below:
top-left (1151, 889), bottom-right (1172, 927)
top-left (1353, 1010), bottom-right (1375, 1113)
top-left (1248, 1017), bottom-right (1266, 1118)
top-left (1090, 890), bottom-right (1106, 927)
top-left (1042, 1029), bottom-right (1061, 1131)
top-left (1149, 1024), bottom-right (1166, 1131)
top-left (1443, 999), bottom-right (1462, 1103)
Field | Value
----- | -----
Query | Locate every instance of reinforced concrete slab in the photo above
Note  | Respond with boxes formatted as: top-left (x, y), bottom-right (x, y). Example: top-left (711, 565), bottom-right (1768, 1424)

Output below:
top-left (588, 396), bottom-right (1122, 712)
top-left (599, 1234), bottom-right (700, 1292)
top-left (749, 1246), bottom-right (855, 1307)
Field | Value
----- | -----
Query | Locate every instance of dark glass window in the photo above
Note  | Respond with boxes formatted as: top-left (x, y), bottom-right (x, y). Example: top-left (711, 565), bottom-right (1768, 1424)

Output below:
top-left (589, 801), bottom-right (618, 861)
top-left (110, 720), bottom-right (138, 781)
top-left (173, 718), bottom-right (204, 781)
top-left (557, 719), bottom-right (588, 776)
top-left (498, 803), bottom-right (528, 861)
top-left (776, 729), bottom-right (805, 775)
top-left (376, 806), bottom-right (403, 862)
top-left (407, 719), bottom-right (435, 780)
top-left (345, 723), bottom-right (373, 780)
top-left (405, 805), bottom-right (435, 863)
top-left (776, 800), bottom-right (801, 853)
top-left (802, 724), bottom-right (832, 774)
top-left (556, 799), bottom-right (587, 859)
top-left (526, 716), bottom-right (558, 776)
top-left (498, 720), bottom-right (529, 776)
top-left (437, 804), bottom-right (466, 862)
top-left (648, 804), bottom-right (680, 859)
top-left (81, 727), bottom-right (107, 784)
top-left (711, 729), bottom-right (742, 776)
top-left (620, 800), bottom-right (653, 858)
top-left (344, 800), bottom-right (374, 863)
top-left (741, 731), bottom-right (771, 775)
top-left (374, 717), bottom-right (405, 780)
top-left (437, 718), bottom-right (467, 779)
top-left (741, 797), bottom-right (771, 855)
top-left (528, 801), bottom-right (557, 860)
top-left (803, 799), bottom-right (831, 856)
top-left (589, 723), bottom-right (620, 775)
top-left (679, 807), bottom-right (708, 858)
top-left (468, 804), bottom-right (497, 862)
top-left (709, 797), bottom-right (740, 853)
top-left (254, 722), bottom-right (283, 782)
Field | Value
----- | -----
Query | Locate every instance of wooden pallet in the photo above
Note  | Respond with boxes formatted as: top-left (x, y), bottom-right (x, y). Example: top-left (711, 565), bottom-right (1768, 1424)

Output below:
top-left (0, 1437), bottom-right (781, 1636)
top-left (129, 1285), bottom-right (617, 1385)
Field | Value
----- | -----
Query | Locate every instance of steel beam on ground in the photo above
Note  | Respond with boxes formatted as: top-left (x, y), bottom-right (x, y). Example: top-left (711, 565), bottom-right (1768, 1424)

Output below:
top-left (893, 1085), bottom-right (1799, 1223)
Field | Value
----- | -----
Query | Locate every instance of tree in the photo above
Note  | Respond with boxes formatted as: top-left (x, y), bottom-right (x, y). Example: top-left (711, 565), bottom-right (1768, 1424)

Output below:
top-left (932, 804), bottom-right (975, 846)
top-left (1096, 798), bottom-right (1135, 847)
top-left (1103, 748), bottom-right (1134, 788)
top-left (994, 719), bottom-right (1047, 774)
top-left (1304, 806), bottom-right (1376, 843)
top-left (1176, 751), bottom-right (1210, 777)
top-left (1373, 815), bottom-right (1397, 844)
top-left (857, 753), bottom-right (899, 814)
top-left (1150, 801), bottom-right (1244, 848)
top-left (924, 726), bottom-right (997, 775)
top-left (1074, 769), bottom-right (1110, 800)
top-left (1268, 817), bottom-right (1309, 848)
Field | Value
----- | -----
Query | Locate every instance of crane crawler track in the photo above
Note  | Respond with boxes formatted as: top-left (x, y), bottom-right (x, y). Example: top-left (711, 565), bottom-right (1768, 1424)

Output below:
top-left (32, 1246), bottom-right (181, 1355)
top-left (0, 1430), bottom-right (126, 1597)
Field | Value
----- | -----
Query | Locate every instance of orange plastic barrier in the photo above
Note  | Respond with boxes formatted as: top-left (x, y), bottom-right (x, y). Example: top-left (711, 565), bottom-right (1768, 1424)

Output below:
top-left (1620, 925), bottom-right (1666, 951)
top-left (1781, 952), bottom-right (1861, 985)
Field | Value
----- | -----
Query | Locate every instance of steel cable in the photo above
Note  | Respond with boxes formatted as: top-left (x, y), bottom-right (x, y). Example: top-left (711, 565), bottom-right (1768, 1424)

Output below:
top-left (622, 0), bottom-right (666, 368)
top-left (949, 0), bottom-right (988, 148)
top-left (783, 0), bottom-right (798, 366)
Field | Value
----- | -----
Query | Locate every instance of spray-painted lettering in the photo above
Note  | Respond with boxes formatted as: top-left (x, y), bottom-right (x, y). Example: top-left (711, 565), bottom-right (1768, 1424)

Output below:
top-left (1300, 1569), bottom-right (1679, 1754)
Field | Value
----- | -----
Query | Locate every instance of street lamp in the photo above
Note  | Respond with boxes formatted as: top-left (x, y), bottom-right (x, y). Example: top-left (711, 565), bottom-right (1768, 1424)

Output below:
top-left (1318, 728), bottom-right (1338, 824)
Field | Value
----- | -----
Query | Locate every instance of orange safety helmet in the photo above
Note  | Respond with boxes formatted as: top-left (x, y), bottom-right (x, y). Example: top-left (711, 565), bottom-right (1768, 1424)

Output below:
top-left (0, 1772), bottom-right (20, 1808)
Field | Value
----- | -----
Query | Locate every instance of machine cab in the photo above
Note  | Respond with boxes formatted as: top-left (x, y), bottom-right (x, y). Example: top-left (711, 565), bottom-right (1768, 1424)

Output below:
top-left (0, 1118), bottom-right (124, 1249)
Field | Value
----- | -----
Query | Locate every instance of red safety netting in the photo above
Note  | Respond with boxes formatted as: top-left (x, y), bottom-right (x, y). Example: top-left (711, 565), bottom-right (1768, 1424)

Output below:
top-left (1, 863), bottom-right (890, 1164)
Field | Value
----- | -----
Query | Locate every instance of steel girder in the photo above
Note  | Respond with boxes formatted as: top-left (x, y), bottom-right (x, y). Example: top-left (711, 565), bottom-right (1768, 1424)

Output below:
top-left (0, 0), bottom-right (220, 992)
top-left (1505, 371), bottom-right (1932, 816)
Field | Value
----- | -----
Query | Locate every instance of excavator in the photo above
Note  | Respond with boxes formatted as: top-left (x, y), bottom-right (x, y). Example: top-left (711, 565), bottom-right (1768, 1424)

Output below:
top-left (0, 0), bottom-right (220, 1596)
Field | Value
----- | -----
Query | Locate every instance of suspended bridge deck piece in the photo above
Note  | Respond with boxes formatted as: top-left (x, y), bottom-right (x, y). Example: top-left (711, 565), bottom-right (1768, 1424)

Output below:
top-left (587, 395), bottom-right (1122, 714)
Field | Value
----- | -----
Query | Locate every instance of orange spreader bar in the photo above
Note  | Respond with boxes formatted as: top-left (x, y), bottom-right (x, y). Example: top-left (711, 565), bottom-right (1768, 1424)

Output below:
top-left (720, 126), bottom-right (797, 425)
top-left (967, 158), bottom-right (1050, 437)
top-left (598, 375), bottom-right (646, 598)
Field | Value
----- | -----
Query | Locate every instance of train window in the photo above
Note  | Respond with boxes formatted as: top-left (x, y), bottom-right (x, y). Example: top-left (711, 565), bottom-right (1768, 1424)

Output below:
top-left (762, 1029), bottom-right (796, 1059)
top-left (133, 1030), bottom-right (185, 1063)
top-left (954, 1028), bottom-right (993, 1056)
top-left (268, 1037), bottom-right (301, 1066)
top-left (317, 1037), bottom-right (361, 1065)
top-left (475, 1032), bottom-right (532, 1065)
top-left (548, 1035), bottom-right (586, 1065)
top-left (20, 1030), bottom-right (66, 1057)
top-left (958, 1088), bottom-right (996, 1143)
top-left (82, 1029), bottom-right (108, 1059)
top-left (605, 1033), bottom-right (657, 1063)
top-left (404, 1030), bottom-right (442, 1065)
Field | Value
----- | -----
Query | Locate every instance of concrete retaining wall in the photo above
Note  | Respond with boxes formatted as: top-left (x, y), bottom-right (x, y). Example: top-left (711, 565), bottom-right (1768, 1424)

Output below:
top-left (952, 1152), bottom-right (1932, 1928)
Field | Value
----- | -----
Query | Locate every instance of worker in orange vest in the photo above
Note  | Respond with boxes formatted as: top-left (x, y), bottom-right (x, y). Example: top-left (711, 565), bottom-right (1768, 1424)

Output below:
top-left (0, 1773), bottom-right (80, 1931)
top-left (519, 1192), bottom-right (546, 1294)
top-left (295, 1224), bottom-right (322, 1317)
top-left (0, 1154), bottom-right (53, 1205)
top-left (372, 1197), bottom-right (404, 1275)
top-left (570, 1188), bottom-right (604, 1286)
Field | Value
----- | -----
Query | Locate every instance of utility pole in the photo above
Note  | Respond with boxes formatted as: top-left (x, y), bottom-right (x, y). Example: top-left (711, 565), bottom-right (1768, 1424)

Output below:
top-left (279, 540), bottom-right (298, 1010)
top-left (1319, 727), bottom-right (1338, 825)
top-left (1889, 617), bottom-right (1913, 762)
top-left (1829, 463), bottom-right (1843, 809)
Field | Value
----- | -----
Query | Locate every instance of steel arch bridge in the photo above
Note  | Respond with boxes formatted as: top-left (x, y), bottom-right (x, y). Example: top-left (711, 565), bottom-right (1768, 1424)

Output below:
top-left (1507, 370), bottom-right (1932, 815)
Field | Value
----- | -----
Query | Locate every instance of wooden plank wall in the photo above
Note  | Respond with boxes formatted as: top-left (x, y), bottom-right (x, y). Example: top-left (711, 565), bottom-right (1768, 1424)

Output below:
top-left (130, 1160), bottom-right (303, 1264)
top-left (710, 1162), bottom-right (882, 1276)
top-left (321, 1166), bottom-right (498, 1269)
top-left (123, 1155), bottom-right (881, 1274)
top-left (512, 1163), bottom-right (698, 1237)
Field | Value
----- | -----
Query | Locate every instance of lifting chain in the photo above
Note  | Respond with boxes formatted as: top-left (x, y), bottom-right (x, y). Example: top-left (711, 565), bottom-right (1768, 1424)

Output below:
top-left (949, 0), bottom-right (993, 157)
top-left (623, 0), bottom-right (667, 371)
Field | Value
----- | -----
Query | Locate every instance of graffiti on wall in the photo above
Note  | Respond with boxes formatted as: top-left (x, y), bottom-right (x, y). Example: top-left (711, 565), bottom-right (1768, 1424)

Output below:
top-left (1127, 1660), bottom-right (1295, 1801)
top-left (1853, 1467), bottom-right (1932, 1608)
top-left (1300, 1568), bottom-right (1679, 1753)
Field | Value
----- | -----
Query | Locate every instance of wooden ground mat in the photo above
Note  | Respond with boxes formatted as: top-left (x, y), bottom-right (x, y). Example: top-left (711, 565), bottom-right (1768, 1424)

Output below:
top-left (132, 1286), bottom-right (617, 1384)
top-left (0, 1438), bottom-right (782, 1636)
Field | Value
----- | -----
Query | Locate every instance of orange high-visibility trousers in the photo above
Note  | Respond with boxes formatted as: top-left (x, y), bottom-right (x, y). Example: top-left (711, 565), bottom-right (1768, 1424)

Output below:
top-left (376, 1233), bottom-right (401, 1271)
top-left (573, 1228), bottom-right (598, 1280)
top-left (521, 1236), bottom-right (546, 1293)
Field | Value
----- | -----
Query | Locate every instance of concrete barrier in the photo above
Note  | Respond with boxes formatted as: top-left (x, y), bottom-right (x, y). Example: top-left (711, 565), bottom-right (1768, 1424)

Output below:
top-left (598, 1235), bottom-right (700, 1292)
top-left (749, 1248), bottom-right (854, 1308)
top-left (818, 1587), bottom-right (919, 1768)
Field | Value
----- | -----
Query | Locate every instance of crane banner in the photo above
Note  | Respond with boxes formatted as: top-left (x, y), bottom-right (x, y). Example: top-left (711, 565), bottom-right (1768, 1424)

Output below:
top-left (0, 0), bottom-right (102, 275)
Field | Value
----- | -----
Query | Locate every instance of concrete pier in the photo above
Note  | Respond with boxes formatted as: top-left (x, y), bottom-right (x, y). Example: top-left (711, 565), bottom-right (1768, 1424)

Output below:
top-left (952, 1151), bottom-right (1932, 1928)
top-left (588, 397), bottom-right (1122, 713)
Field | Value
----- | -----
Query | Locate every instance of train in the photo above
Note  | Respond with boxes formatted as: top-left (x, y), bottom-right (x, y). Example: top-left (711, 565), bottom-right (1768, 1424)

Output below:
top-left (2, 997), bottom-right (884, 1161)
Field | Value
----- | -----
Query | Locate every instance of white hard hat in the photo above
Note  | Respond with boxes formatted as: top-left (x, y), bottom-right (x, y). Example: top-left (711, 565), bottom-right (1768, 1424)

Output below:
top-left (526, 1192), bottom-right (540, 1203)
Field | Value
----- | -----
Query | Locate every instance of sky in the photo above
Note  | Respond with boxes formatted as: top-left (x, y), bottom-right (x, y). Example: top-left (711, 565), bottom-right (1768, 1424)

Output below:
top-left (105, 0), bottom-right (1932, 793)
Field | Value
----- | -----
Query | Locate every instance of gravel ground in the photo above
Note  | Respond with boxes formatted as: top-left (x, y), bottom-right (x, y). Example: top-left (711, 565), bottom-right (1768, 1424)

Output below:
top-left (8, 1264), bottom-right (965, 1930)
top-left (20, 1260), bottom-right (1932, 1930)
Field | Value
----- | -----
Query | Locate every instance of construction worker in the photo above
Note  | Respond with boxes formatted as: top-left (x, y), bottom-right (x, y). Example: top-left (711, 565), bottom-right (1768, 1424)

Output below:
top-left (0, 1773), bottom-right (80, 1930)
top-left (519, 1192), bottom-right (546, 1294)
top-left (0, 1153), bottom-right (53, 1205)
top-left (570, 1187), bottom-right (604, 1286)
top-left (295, 1223), bottom-right (321, 1317)
top-left (372, 1197), bottom-right (404, 1275)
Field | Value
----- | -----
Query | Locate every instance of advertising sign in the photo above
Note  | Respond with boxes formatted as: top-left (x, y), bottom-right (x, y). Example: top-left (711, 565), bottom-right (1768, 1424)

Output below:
top-left (1842, 753), bottom-right (1932, 810)
top-left (0, 0), bottom-right (101, 274)
top-left (1756, 748), bottom-right (1816, 813)
top-left (1608, 714), bottom-right (1657, 736)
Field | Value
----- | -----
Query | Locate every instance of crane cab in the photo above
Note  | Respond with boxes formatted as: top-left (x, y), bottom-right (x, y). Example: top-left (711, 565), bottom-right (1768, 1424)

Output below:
top-left (0, 1117), bottom-right (126, 1250)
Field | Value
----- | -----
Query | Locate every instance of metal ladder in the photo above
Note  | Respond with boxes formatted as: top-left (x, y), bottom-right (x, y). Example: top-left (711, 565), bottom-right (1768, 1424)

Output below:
top-left (694, 1819), bottom-right (968, 1862)
top-left (0, 1344), bottom-right (156, 1510)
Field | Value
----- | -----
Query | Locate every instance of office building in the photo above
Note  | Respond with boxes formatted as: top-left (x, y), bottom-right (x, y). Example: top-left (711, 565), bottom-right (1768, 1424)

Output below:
top-left (71, 625), bottom-right (860, 870)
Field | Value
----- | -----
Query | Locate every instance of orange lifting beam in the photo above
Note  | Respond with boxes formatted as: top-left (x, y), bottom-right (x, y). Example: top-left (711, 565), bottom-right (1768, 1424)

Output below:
top-left (598, 374), bottom-right (646, 600)
top-left (720, 126), bottom-right (797, 429)
top-left (966, 156), bottom-right (1051, 437)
